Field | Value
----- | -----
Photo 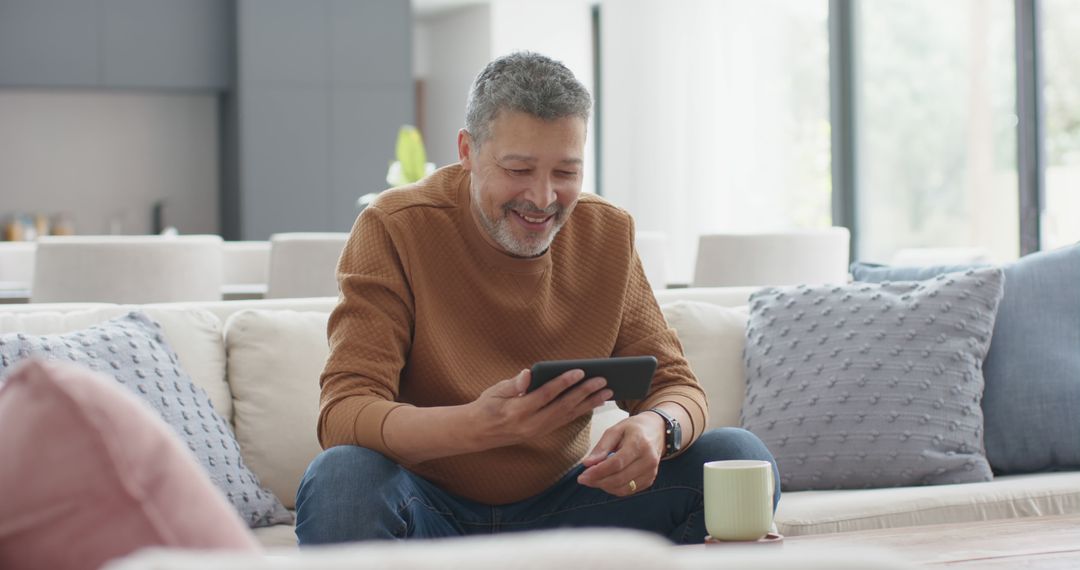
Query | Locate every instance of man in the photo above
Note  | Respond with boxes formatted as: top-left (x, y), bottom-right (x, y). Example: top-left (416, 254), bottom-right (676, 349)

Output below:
top-left (295, 52), bottom-right (778, 545)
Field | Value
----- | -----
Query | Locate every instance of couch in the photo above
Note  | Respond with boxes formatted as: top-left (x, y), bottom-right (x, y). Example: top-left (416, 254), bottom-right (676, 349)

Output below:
top-left (2, 286), bottom-right (1077, 564)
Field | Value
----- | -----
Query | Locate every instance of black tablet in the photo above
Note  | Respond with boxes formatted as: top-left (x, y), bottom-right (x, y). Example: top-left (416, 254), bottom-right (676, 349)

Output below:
top-left (528, 355), bottom-right (658, 401)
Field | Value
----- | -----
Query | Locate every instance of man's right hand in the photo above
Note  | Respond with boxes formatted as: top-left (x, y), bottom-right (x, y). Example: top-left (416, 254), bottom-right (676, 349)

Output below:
top-left (468, 369), bottom-right (613, 449)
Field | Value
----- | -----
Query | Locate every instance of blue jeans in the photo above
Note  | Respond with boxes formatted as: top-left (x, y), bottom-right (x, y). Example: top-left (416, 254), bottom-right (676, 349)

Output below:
top-left (295, 427), bottom-right (779, 545)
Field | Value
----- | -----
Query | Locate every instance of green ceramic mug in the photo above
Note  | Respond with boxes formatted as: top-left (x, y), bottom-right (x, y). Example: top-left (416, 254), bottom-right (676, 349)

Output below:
top-left (703, 459), bottom-right (774, 541)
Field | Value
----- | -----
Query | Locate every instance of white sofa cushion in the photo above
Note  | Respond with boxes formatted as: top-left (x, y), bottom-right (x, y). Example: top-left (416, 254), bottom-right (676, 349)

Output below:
top-left (0, 306), bottom-right (231, 420)
top-left (589, 401), bottom-right (629, 448)
top-left (587, 301), bottom-right (748, 446)
top-left (156, 298), bottom-right (338, 328)
top-left (108, 529), bottom-right (676, 569)
top-left (659, 300), bottom-right (748, 429)
top-left (225, 310), bottom-right (328, 510)
top-left (654, 286), bottom-right (758, 308)
top-left (251, 523), bottom-right (300, 548)
top-left (776, 471), bottom-right (1080, 536)
top-left (105, 528), bottom-right (918, 570)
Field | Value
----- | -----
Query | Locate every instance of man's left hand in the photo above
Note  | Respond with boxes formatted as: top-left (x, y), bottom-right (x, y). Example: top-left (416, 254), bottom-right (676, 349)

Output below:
top-left (576, 412), bottom-right (665, 496)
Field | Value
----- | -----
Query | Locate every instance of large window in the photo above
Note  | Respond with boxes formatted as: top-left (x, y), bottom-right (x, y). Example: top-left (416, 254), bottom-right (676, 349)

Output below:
top-left (601, 0), bottom-right (832, 282)
top-left (1041, 0), bottom-right (1080, 250)
top-left (600, 0), bottom-right (1072, 279)
top-left (854, 0), bottom-right (1019, 263)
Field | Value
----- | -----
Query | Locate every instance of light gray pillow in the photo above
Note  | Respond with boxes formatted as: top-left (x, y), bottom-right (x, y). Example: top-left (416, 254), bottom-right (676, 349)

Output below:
top-left (741, 268), bottom-right (1005, 491)
top-left (0, 312), bottom-right (293, 527)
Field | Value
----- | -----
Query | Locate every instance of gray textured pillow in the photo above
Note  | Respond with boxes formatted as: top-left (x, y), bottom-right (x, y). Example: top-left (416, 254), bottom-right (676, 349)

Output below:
top-left (741, 268), bottom-right (1005, 491)
top-left (852, 244), bottom-right (1080, 474)
top-left (0, 312), bottom-right (293, 527)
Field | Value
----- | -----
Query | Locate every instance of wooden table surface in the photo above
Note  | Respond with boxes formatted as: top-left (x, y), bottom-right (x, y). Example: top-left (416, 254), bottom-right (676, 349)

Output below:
top-left (779, 514), bottom-right (1080, 568)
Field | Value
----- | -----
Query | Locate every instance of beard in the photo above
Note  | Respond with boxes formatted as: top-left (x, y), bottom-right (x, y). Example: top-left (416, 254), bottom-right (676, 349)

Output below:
top-left (472, 194), bottom-right (568, 258)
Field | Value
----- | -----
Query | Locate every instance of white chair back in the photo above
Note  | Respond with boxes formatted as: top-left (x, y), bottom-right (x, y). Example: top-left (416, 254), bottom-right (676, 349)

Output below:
top-left (634, 231), bottom-right (668, 290)
top-left (31, 235), bottom-right (224, 303)
top-left (0, 242), bottom-right (36, 289)
top-left (692, 228), bottom-right (851, 287)
top-left (266, 233), bottom-right (349, 299)
top-left (222, 241), bottom-right (270, 288)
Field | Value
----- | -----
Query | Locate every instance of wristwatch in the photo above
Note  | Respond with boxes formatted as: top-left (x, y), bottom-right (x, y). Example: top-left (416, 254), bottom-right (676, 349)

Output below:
top-left (646, 408), bottom-right (682, 457)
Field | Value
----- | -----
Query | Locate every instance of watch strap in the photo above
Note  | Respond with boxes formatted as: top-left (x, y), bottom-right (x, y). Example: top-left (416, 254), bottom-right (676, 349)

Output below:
top-left (645, 407), bottom-right (681, 457)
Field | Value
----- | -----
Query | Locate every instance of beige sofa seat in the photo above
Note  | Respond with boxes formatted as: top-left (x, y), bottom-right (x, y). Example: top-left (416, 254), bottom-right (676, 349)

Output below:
top-left (778, 471), bottom-right (1080, 536)
top-left (251, 523), bottom-right (302, 548)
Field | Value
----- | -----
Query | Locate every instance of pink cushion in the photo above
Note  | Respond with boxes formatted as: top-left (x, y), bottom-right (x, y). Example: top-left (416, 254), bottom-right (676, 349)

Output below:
top-left (0, 359), bottom-right (260, 570)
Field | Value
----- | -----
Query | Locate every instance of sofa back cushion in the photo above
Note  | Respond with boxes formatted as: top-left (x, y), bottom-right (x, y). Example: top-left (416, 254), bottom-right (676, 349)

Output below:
top-left (659, 301), bottom-right (749, 428)
top-left (654, 286), bottom-right (758, 308)
top-left (0, 306), bottom-right (231, 420)
top-left (225, 310), bottom-right (328, 510)
top-left (223, 302), bottom-right (752, 507)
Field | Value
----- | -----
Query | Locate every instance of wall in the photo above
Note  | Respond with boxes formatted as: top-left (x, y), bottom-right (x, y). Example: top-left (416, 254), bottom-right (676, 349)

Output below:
top-left (602, 0), bottom-right (834, 283)
top-left (414, 0), bottom-right (595, 191)
top-left (0, 90), bottom-right (219, 235)
top-left (489, 0), bottom-right (595, 195)
top-left (415, 4), bottom-right (492, 168)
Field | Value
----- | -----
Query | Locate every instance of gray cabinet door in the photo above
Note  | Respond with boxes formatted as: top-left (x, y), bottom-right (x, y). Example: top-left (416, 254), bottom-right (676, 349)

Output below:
top-left (102, 0), bottom-right (230, 89)
top-left (238, 0), bottom-right (326, 86)
top-left (241, 87), bottom-right (331, 238)
top-left (330, 86), bottom-right (413, 230)
top-left (232, 0), bottom-right (413, 240)
top-left (0, 0), bottom-right (229, 89)
top-left (0, 0), bottom-right (99, 87)
top-left (329, 0), bottom-right (411, 87)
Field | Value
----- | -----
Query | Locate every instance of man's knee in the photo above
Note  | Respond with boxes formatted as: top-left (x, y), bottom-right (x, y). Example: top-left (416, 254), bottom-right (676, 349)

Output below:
top-left (300, 445), bottom-right (398, 493)
top-left (663, 428), bottom-right (775, 481)
top-left (690, 428), bottom-right (775, 463)
top-left (297, 446), bottom-right (401, 511)
top-left (295, 446), bottom-right (405, 544)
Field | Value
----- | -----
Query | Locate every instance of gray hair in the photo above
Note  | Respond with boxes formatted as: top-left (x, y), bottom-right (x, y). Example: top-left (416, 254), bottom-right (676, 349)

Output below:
top-left (464, 52), bottom-right (592, 146)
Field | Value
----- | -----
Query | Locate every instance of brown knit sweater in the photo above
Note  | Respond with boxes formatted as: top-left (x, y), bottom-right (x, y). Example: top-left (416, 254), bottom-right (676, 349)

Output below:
top-left (318, 164), bottom-right (708, 505)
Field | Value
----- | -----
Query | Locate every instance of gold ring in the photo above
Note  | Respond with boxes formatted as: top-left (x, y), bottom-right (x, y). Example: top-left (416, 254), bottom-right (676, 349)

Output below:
top-left (628, 479), bottom-right (637, 493)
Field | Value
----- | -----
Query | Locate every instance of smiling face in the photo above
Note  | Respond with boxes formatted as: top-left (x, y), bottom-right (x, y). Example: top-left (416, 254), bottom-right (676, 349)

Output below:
top-left (459, 110), bottom-right (586, 258)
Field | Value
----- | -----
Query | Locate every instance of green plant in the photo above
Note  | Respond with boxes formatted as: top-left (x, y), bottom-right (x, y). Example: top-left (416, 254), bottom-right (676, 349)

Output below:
top-left (386, 125), bottom-right (435, 187)
top-left (360, 126), bottom-right (437, 210)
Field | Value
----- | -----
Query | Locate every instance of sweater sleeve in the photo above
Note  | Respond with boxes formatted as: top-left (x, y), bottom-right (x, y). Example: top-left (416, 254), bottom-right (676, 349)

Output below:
top-left (611, 220), bottom-right (709, 451)
top-left (317, 206), bottom-right (413, 454)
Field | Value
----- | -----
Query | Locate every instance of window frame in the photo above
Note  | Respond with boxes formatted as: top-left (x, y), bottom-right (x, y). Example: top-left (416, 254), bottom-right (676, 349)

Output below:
top-left (829, 0), bottom-right (1047, 257)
